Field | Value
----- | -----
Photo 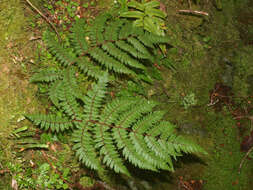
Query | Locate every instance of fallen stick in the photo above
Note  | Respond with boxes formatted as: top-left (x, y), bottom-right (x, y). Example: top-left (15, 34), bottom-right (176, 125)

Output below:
top-left (178, 9), bottom-right (209, 16)
top-left (238, 146), bottom-right (253, 174)
top-left (24, 0), bottom-right (61, 41)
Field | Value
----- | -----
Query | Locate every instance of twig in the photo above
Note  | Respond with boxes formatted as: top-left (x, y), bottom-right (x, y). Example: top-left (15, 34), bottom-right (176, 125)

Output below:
top-left (178, 9), bottom-right (209, 16)
top-left (24, 0), bottom-right (61, 41)
top-left (238, 145), bottom-right (253, 174)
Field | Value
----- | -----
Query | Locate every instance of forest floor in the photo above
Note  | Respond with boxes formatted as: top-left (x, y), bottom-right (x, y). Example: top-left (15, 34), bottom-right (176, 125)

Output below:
top-left (0, 0), bottom-right (253, 189)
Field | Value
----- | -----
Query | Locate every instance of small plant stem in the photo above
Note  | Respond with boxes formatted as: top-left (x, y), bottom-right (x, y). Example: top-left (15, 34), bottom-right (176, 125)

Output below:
top-left (24, 0), bottom-right (61, 41)
top-left (238, 146), bottom-right (253, 174)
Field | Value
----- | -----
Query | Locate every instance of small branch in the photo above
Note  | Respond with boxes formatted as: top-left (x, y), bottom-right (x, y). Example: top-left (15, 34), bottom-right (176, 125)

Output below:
top-left (178, 9), bottom-right (209, 16)
top-left (238, 146), bottom-right (253, 174)
top-left (24, 0), bottom-right (61, 41)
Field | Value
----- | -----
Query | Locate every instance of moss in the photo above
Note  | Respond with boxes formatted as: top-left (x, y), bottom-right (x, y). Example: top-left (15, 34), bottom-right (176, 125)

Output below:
top-left (79, 176), bottom-right (95, 187)
top-left (232, 46), bottom-right (253, 97)
top-left (144, 0), bottom-right (253, 189)
top-left (203, 111), bottom-right (252, 189)
top-left (0, 0), bottom-right (44, 188)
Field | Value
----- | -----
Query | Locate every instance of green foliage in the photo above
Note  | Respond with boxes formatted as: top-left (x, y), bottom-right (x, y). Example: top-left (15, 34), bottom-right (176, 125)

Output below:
top-left (7, 162), bottom-right (36, 189)
top-left (116, 0), bottom-right (129, 12)
top-left (5, 159), bottom-right (70, 190)
top-left (203, 112), bottom-right (251, 189)
top-left (37, 163), bottom-right (69, 190)
top-left (116, 80), bottom-right (146, 97)
top-left (38, 13), bottom-right (170, 82)
top-left (27, 8), bottom-right (204, 177)
top-left (181, 92), bottom-right (198, 109)
top-left (27, 73), bottom-right (206, 176)
top-left (120, 0), bottom-right (167, 36)
top-left (10, 126), bottom-right (49, 150)
top-left (43, 0), bottom-right (81, 30)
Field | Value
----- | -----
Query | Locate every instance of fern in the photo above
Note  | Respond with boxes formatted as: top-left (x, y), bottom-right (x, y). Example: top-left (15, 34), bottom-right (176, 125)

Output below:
top-left (30, 68), bottom-right (62, 83)
top-left (37, 13), bottom-right (170, 82)
top-left (27, 74), bottom-right (206, 176)
top-left (120, 0), bottom-right (167, 36)
top-left (28, 13), bottom-right (205, 176)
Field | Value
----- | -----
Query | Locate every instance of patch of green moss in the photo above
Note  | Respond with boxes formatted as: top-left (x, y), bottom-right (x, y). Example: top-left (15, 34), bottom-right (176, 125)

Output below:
top-left (0, 0), bottom-right (44, 188)
top-left (232, 46), bottom-right (253, 97)
top-left (203, 110), bottom-right (252, 189)
top-left (146, 1), bottom-right (253, 189)
top-left (79, 176), bottom-right (95, 187)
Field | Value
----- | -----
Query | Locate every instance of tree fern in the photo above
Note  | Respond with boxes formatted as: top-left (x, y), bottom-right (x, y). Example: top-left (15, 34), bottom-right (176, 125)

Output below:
top-left (27, 74), bottom-right (206, 176)
top-left (39, 12), bottom-right (171, 81)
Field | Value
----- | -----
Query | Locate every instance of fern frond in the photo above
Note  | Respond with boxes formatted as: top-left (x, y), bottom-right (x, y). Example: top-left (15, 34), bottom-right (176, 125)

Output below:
top-left (129, 111), bottom-right (172, 170)
top-left (72, 126), bottom-right (102, 170)
top-left (44, 31), bottom-right (77, 67)
top-left (26, 114), bottom-right (73, 132)
top-left (144, 121), bottom-right (180, 162)
top-left (115, 41), bottom-right (149, 60)
top-left (101, 42), bottom-right (145, 70)
top-left (48, 69), bottom-right (83, 120)
top-left (126, 37), bottom-right (152, 58)
top-left (82, 73), bottom-right (108, 121)
top-left (63, 68), bottom-right (83, 100)
top-left (29, 73), bottom-right (206, 175)
top-left (58, 82), bottom-right (82, 121)
top-left (30, 69), bottom-right (62, 83)
top-left (28, 15), bottom-right (205, 175)
top-left (76, 57), bottom-right (105, 80)
top-left (130, 132), bottom-right (171, 170)
top-left (112, 100), bottom-right (158, 170)
top-left (118, 22), bottom-right (134, 39)
top-left (167, 135), bottom-right (207, 155)
top-left (88, 48), bottom-right (135, 75)
top-left (145, 32), bottom-right (171, 44)
top-left (44, 13), bottom-right (172, 80)
top-left (48, 80), bottom-right (63, 107)
top-left (132, 111), bottom-right (165, 133)
top-left (104, 19), bottom-right (125, 41)
top-left (86, 13), bottom-right (111, 45)
top-left (70, 19), bottom-right (88, 56)
top-left (94, 98), bottom-right (140, 175)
